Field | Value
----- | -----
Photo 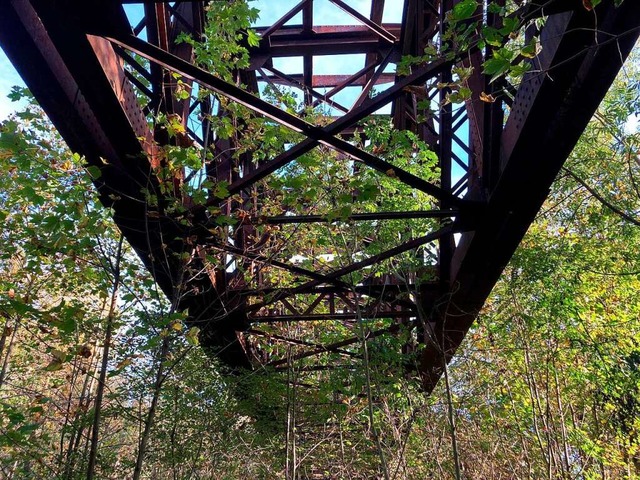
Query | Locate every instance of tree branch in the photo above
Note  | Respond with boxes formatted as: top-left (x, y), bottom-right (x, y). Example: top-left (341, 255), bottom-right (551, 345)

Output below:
top-left (562, 166), bottom-right (640, 227)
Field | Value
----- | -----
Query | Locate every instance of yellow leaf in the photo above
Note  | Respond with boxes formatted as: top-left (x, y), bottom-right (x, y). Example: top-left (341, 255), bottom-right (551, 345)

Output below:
top-left (43, 360), bottom-right (63, 372)
top-left (170, 320), bottom-right (183, 332)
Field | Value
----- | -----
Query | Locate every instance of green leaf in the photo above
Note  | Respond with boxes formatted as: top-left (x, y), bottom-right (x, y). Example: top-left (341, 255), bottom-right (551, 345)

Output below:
top-left (357, 184), bottom-right (379, 202)
top-left (521, 39), bottom-right (539, 59)
top-left (8, 86), bottom-right (31, 102)
top-left (583, 0), bottom-right (602, 10)
top-left (56, 314), bottom-right (77, 335)
top-left (0, 131), bottom-right (20, 150)
top-left (212, 181), bottom-right (229, 199)
top-left (43, 359), bottom-right (63, 372)
top-left (487, 2), bottom-right (504, 14)
top-left (482, 26), bottom-right (503, 47)
top-left (246, 29), bottom-right (261, 47)
top-left (483, 48), bottom-right (515, 81)
top-left (451, 0), bottom-right (478, 22)
top-left (499, 17), bottom-right (520, 37)
top-left (509, 61), bottom-right (532, 78)
top-left (8, 299), bottom-right (35, 316)
top-left (175, 88), bottom-right (190, 101)
top-left (85, 165), bottom-right (102, 179)
top-left (17, 423), bottom-right (39, 435)
top-left (215, 214), bottom-right (237, 226)
top-left (185, 326), bottom-right (201, 346)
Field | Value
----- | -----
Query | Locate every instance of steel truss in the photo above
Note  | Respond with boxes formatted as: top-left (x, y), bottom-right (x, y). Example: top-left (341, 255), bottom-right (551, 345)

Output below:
top-left (1, 0), bottom-right (638, 391)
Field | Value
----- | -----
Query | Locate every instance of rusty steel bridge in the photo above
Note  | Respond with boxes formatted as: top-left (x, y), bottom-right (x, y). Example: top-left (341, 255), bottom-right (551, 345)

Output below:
top-left (1, 0), bottom-right (638, 391)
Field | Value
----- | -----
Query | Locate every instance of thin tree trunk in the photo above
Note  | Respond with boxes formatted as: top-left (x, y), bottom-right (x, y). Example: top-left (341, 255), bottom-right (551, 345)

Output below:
top-left (553, 362), bottom-right (571, 476)
top-left (0, 317), bottom-right (19, 388)
top-left (171, 385), bottom-right (178, 480)
top-left (354, 300), bottom-right (390, 480)
top-left (132, 333), bottom-right (171, 480)
top-left (6, 460), bottom-right (19, 480)
top-left (292, 372), bottom-right (297, 480)
top-left (543, 351), bottom-right (557, 479)
top-left (60, 355), bottom-right (83, 476)
top-left (285, 347), bottom-right (293, 480)
top-left (442, 357), bottom-right (462, 480)
top-left (505, 381), bottom-right (533, 476)
top-left (0, 318), bottom-right (12, 369)
top-left (86, 236), bottom-right (124, 480)
top-left (521, 328), bottom-right (551, 476)
top-left (64, 348), bottom-right (101, 478)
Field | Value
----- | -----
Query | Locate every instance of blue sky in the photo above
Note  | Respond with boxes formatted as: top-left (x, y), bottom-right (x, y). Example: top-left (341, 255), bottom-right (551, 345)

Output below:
top-left (0, 49), bottom-right (26, 119)
top-left (252, 0), bottom-right (402, 25)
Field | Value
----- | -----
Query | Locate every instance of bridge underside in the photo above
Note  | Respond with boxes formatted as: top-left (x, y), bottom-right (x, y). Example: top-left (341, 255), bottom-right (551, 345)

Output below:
top-left (1, 0), bottom-right (638, 391)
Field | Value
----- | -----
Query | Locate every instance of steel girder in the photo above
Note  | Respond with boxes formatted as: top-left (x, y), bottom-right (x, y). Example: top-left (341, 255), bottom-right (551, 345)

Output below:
top-left (0, 0), bottom-right (638, 390)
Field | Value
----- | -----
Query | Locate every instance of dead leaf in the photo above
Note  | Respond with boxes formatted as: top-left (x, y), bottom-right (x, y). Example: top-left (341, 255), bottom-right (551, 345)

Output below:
top-left (480, 92), bottom-right (496, 103)
top-left (116, 358), bottom-right (132, 370)
top-left (76, 344), bottom-right (93, 358)
top-left (403, 85), bottom-right (428, 98)
top-left (51, 349), bottom-right (66, 362)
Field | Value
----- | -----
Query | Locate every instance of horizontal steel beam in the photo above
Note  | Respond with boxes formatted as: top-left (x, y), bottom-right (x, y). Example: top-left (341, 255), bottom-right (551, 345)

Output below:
top-left (249, 312), bottom-right (415, 322)
top-left (258, 72), bottom-right (396, 88)
top-left (255, 209), bottom-right (458, 224)
top-left (231, 284), bottom-right (423, 296)
top-left (267, 320), bottom-right (416, 367)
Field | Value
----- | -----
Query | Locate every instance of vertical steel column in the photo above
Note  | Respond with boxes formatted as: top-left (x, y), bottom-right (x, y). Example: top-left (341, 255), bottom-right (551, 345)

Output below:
top-left (438, 0), bottom-right (454, 288)
top-left (303, 0), bottom-right (314, 106)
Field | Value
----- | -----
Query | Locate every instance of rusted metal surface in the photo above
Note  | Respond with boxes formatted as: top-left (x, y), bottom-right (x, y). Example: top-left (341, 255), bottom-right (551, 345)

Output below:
top-left (1, 0), bottom-right (638, 392)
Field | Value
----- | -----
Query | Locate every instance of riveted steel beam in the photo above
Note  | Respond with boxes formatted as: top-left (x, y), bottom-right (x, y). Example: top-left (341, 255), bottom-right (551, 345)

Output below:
top-left (419, 1), bottom-right (640, 392)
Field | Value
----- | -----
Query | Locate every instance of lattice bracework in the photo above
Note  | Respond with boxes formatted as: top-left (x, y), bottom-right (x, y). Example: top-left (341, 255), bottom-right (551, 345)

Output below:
top-left (2, 0), bottom-right (637, 392)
